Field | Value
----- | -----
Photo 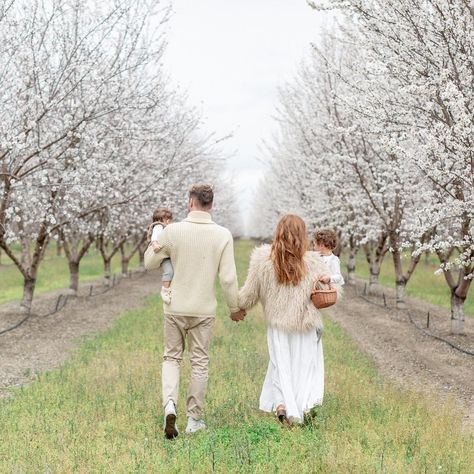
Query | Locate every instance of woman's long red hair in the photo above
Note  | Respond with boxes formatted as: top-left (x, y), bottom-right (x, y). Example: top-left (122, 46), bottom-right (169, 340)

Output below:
top-left (270, 214), bottom-right (309, 286)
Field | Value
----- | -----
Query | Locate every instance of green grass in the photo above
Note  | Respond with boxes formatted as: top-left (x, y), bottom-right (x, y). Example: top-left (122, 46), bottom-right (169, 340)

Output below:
top-left (344, 252), bottom-right (474, 316)
top-left (0, 245), bottom-right (140, 304)
top-left (0, 240), bottom-right (473, 472)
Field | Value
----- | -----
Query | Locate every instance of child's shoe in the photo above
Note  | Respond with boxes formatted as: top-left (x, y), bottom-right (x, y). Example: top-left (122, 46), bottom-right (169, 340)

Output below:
top-left (161, 287), bottom-right (172, 305)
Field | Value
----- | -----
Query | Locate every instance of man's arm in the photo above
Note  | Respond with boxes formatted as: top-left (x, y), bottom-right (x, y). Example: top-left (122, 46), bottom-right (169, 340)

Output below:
top-left (218, 233), bottom-right (240, 314)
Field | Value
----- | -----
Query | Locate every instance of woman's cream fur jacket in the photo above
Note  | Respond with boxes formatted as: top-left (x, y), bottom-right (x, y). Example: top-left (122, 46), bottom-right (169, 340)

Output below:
top-left (238, 245), bottom-right (342, 334)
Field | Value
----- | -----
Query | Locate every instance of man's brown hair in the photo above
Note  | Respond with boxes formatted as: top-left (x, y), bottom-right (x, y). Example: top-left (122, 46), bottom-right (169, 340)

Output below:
top-left (189, 184), bottom-right (214, 209)
top-left (313, 228), bottom-right (338, 251)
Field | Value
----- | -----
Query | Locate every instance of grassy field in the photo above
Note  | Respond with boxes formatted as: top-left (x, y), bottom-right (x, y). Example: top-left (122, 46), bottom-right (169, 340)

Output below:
top-left (0, 240), bottom-right (472, 472)
top-left (344, 253), bottom-right (474, 316)
top-left (0, 246), bottom-right (140, 305)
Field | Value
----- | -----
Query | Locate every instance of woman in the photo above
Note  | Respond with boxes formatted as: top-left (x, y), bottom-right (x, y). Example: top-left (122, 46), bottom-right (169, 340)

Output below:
top-left (239, 214), bottom-right (341, 425)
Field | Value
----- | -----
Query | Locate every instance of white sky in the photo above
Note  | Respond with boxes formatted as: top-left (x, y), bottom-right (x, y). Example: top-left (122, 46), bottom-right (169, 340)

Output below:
top-left (164, 1), bottom-right (329, 220)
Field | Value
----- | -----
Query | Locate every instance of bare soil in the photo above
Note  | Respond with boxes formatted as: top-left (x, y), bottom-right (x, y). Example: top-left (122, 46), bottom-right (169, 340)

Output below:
top-left (328, 280), bottom-right (474, 432)
top-left (0, 271), bottom-right (160, 397)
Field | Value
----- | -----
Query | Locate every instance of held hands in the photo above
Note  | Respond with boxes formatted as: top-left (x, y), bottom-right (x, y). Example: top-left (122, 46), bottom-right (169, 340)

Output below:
top-left (318, 275), bottom-right (331, 285)
top-left (230, 309), bottom-right (246, 322)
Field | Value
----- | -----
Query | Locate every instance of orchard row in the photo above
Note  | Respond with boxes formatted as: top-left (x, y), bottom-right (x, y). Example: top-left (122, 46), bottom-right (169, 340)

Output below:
top-left (0, 1), bottom-right (240, 312)
top-left (253, 1), bottom-right (473, 334)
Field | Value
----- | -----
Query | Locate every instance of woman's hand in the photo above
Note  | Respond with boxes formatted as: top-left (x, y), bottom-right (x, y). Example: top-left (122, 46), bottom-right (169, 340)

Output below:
top-left (318, 275), bottom-right (331, 284)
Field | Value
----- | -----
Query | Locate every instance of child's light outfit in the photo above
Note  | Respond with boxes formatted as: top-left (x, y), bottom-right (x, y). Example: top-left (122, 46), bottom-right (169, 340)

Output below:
top-left (317, 253), bottom-right (345, 285)
top-left (151, 223), bottom-right (174, 304)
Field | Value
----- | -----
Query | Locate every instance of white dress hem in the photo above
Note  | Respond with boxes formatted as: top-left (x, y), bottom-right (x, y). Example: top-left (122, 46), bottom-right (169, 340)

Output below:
top-left (259, 326), bottom-right (324, 422)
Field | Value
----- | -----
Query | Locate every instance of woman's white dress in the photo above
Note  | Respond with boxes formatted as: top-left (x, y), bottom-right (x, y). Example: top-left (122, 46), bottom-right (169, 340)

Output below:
top-left (259, 326), bottom-right (324, 423)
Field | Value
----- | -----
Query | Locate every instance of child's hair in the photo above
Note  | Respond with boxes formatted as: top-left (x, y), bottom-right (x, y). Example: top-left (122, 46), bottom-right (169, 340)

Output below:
top-left (313, 228), bottom-right (338, 251)
top-left (147, 208), bottom-right (173, 242)
top-left (152, 208), bottom-right (173, 223)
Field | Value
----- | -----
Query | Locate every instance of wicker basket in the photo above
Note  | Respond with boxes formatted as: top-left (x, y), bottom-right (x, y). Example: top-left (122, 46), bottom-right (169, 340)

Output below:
top-left (311, 282), bottom-right (337, 309)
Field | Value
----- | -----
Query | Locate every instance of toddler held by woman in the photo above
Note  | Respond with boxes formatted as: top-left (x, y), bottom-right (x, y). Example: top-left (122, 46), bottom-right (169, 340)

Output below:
top-left (313, 229), bottom-right (345, 286)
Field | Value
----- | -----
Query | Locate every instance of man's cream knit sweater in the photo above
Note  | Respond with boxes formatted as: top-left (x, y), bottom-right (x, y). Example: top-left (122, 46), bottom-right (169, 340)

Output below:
top-left (153, 211), bottom-right (239, 317)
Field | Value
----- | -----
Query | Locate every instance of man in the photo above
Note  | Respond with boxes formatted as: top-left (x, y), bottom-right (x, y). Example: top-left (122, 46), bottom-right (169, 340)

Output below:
top-left (147, 184), bottom-right (245, 439)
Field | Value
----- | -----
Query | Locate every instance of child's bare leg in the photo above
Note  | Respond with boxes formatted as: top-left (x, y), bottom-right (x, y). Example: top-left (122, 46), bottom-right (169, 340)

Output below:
top-left (162, 281), bottom-right (171, 289)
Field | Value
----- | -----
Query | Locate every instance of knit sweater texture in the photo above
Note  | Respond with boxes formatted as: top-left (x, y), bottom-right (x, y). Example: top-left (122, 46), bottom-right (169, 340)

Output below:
top-left (153, 211), bottom-right (239, 317)
top-left (238, 245), bottom-right (342, 333)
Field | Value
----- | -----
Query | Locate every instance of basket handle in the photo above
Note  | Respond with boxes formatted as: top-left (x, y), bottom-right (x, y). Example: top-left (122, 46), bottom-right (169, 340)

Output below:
top-left (312, 280), bottom-right (333, 293)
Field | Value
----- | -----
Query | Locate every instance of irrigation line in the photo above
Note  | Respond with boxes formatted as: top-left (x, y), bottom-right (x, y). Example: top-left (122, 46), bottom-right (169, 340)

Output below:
top-left (87, 270), bottom-right (147, 298)
top-left (0, 269), bottom-right (147, 337)
top-left (405, 310), bottom-right (474, 357)
top-left (40, 294), bottom-right (70, 318)
top-left (349, 277), bottom-right (474, 357)
top-left (358, 293), bottom-right (389, 310)
top-left (0, 312), bottom-right (32, 336)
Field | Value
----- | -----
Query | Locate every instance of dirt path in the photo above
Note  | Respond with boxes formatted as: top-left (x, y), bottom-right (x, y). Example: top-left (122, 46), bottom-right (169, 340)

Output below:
top-left (328, 282), bottom-right (474, 432)
top-left (0, 271), bottom-right (160, 397)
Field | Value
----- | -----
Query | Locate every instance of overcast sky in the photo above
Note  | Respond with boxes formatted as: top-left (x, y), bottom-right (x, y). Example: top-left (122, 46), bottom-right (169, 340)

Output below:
top-left (164, 1), bottom-right (329, 219)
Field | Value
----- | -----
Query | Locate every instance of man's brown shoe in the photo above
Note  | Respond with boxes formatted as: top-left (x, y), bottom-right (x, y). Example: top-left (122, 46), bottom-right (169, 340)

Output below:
top-left (164, 413), bottom-right (179, 440)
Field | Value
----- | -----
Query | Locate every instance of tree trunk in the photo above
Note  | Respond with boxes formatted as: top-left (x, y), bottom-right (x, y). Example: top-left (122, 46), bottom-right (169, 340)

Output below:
top-left (346, 247), bottom-right (357, 285)
top-left (69, 260), bottom-right (80, 294)
top-left (391, 243), bottom-right (407, 308)
top-left (138, 245), bottom-right (146, 272)
top-left (435, 242), bottom-right (471, 336)
top-left (395, 281), bottom-right (407, 309)
top-left (61, 234), bottom-right (93, 296)
top-left (21, 277), bottom-right (36, 313)
top-left (97, 236), bottom-right (125, 284)
top-left (364, 233), bottom-right (388, 295)
top-left (104, 259), bottom-right (112, 285)
top-left (16, 228), bottom-right (49, 312)
top-left (121, 256), bottom-right (130, 276)
top-left (450, 292), bottom-right (465, 335)
top-left (119, 242), bottom-right (133, 277)
top-left (368, 263), bottom-right (381, 294)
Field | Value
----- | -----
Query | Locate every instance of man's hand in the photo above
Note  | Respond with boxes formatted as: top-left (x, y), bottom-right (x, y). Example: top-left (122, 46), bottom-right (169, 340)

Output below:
top-left (318, 275), bottom-right (331, 285)
top-left (230, 309), bottom-right (246, 322)
top-left (151, 241), bottom-right (163, 254)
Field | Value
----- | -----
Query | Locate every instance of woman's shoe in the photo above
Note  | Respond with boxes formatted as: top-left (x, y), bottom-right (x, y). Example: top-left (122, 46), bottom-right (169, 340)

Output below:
top-left (276, 405), bottom-right (288, 424)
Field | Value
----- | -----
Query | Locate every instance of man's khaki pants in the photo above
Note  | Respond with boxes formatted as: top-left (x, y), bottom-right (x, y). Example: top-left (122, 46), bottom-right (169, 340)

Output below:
top-left (162, 315), bottom-right (215, 420)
